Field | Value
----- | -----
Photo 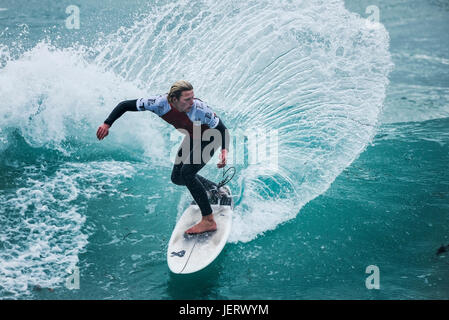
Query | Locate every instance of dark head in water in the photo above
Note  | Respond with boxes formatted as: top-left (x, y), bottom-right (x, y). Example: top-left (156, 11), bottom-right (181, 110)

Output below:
top-left (436, 244), bottom-right (449, 256)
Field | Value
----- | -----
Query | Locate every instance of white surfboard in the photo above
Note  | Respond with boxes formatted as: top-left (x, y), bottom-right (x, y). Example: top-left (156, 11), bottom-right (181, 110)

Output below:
top-left (167, 193), bottom-right (233, 274)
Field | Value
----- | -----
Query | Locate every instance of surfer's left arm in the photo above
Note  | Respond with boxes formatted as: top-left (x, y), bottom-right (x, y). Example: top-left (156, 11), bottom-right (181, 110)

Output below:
top-left (214, 119), bottom-right (229, 169)
top-left (197, 100), bottom-right (229, 168)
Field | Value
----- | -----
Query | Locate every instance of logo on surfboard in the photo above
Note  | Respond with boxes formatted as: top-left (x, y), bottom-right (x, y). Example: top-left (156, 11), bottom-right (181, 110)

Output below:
top-left (171, 250), bottom-right (186, 257)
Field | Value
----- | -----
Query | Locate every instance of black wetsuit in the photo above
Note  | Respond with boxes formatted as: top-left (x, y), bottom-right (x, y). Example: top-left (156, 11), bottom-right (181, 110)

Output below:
top-left (103, 97), bottom-right (230, 217)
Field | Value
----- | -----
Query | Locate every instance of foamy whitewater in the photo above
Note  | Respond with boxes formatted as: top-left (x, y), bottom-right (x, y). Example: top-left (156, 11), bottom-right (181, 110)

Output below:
top-left (1, 0), bottom-right (448, 299)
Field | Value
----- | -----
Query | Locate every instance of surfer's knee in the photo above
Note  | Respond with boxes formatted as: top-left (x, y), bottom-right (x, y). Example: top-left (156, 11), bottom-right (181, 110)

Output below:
top-left (180, 165), bottom-right (195, 182)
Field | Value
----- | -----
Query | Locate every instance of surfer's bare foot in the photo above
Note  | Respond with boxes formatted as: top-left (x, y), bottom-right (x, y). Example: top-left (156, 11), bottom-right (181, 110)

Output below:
top-left (185, 214), bottom-right (217, 234)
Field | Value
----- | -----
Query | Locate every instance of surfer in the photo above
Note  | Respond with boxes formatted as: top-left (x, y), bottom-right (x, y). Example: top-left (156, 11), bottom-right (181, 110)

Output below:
top-left (96, 80), bottom-right (230, 235)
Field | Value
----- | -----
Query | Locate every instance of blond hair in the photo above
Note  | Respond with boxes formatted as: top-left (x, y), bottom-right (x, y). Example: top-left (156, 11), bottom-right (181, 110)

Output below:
top-left (167, 80), bottom-right (193, 104)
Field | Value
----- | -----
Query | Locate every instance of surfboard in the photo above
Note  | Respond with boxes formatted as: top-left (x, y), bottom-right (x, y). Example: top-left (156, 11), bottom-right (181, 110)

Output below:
top-left (167, 191), bottom-right (233, 274)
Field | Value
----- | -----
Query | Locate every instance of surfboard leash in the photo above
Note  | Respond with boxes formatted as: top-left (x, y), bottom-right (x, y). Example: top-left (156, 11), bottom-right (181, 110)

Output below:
top-left (217, 166), bottom-right (236, 188)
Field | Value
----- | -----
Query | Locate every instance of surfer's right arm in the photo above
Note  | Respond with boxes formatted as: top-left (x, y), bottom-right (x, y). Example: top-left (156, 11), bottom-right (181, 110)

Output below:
top-left (97, 99), bottom-right (137, 140)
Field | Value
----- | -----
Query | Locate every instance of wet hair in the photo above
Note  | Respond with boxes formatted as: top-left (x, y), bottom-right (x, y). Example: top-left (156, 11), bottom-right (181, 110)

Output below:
top-left (167, 80), bottom-right (193, 104)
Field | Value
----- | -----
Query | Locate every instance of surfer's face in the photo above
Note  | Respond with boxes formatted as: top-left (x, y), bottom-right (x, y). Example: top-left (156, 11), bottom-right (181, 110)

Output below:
top-left (173, 90), bottom-right (194, 113)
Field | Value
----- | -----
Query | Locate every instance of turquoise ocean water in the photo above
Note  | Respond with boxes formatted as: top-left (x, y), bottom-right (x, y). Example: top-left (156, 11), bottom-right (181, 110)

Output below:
top-left (0, 0), bottom-right (448, 299)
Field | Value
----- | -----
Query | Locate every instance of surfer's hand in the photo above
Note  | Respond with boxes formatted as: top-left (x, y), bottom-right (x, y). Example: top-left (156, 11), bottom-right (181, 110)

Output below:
top-left (97, 123), bottom-right (110, 140)
top-left (217, 149), bottom-right (227, 168)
